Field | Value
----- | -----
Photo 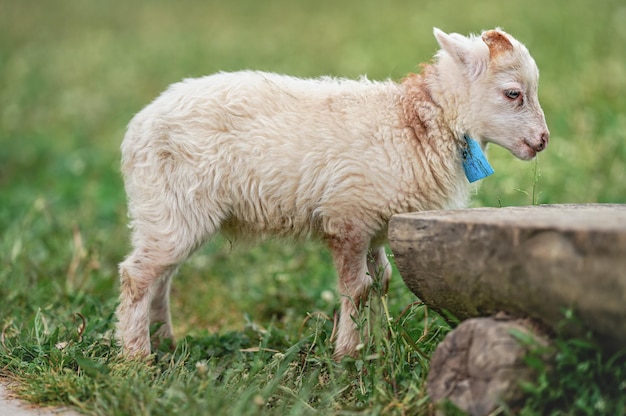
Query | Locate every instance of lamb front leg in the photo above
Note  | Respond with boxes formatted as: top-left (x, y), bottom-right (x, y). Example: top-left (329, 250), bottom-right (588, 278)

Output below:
top-left (367, 246), bottom-right (392, 294)
top-left (327, 226), bottom-right (373, 360)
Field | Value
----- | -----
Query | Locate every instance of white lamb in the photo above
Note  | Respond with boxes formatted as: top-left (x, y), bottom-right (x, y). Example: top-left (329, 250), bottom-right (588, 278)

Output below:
top-left (116, 28), bottom-right (549, 360)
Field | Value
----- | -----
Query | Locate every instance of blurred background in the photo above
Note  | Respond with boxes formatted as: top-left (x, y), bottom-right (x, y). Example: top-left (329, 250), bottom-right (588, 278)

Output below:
top-left (1, 0), bottom-right (625, 334)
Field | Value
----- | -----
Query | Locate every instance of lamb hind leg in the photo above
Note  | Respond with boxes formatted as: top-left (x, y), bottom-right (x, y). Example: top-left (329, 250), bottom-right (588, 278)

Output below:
top-left (116, 233), bottom-right (193, 356)
top-left (149, 266), bottom-right (177, 350)
top-left (116, 252), bottom-right (170, 356)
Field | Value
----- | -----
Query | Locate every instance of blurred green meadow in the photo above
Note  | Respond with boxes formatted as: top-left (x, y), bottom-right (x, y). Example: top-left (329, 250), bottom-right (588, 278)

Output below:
top-left (1, 0), bottom-right (626, 414)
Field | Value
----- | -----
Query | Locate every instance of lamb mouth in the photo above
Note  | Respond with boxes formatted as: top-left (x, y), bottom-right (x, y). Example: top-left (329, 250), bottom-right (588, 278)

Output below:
top-left (513, 142), bottom-right (537, 160)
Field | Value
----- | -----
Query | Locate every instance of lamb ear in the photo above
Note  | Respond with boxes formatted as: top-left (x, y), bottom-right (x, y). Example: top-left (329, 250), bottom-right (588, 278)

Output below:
top-left (433, 28), bottom-right (488, 79)
top-left (433, 28), bottom-right (466, 64)
top-left (482, 30), bottom-right (514, 59)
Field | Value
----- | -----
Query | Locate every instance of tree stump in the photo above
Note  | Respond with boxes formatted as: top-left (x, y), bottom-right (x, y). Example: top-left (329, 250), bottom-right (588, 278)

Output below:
top-left (427, 317), bottom-right (548, 416)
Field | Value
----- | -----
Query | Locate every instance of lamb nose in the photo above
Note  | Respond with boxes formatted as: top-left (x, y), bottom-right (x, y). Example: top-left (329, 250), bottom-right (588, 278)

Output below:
top-left (536, 131), bottom-right (549, 152)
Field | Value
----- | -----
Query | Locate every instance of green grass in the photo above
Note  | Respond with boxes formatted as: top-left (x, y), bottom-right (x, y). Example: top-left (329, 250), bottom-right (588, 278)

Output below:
top-left (1, 0), bottom-right (626, 414)
top-left (519, 312), bottom-right (626, 415)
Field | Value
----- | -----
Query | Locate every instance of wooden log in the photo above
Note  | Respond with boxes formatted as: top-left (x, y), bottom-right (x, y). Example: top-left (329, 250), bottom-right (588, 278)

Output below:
top-left (388, 204), bottom-right (626, 348)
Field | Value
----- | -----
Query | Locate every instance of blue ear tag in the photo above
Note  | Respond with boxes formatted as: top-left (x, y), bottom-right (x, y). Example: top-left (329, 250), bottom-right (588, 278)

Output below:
top-left (461, 135), bottom-right (494, 183)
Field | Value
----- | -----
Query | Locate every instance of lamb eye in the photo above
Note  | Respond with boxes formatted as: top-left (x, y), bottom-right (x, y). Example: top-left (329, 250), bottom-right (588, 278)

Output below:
top-left (504, 90), bottom-right (521, 100)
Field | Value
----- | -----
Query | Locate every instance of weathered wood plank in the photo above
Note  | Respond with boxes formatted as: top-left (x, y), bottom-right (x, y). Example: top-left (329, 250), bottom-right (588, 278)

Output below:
top-left (388, 204), bottom-right (626, 348)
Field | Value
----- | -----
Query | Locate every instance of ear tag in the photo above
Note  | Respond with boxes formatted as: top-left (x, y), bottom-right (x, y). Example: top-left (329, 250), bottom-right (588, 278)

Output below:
top-left (462, 135), bottom-right (494, 183)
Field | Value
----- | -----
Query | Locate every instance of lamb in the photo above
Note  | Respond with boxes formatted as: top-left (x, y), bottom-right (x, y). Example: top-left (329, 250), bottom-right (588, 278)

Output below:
top-left (116, 28), bottom-right (549, 360)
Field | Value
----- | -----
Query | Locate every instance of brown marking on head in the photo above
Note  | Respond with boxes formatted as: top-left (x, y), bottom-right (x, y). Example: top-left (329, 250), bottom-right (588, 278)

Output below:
top-left (482, 30), bottom-right (514, 59)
